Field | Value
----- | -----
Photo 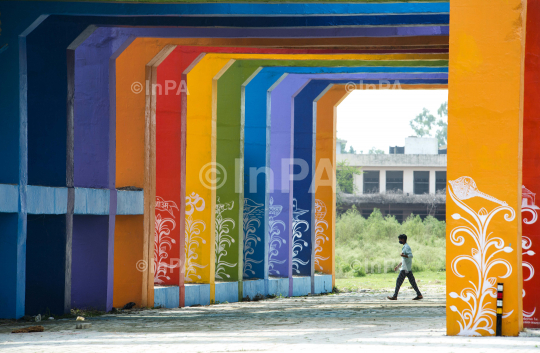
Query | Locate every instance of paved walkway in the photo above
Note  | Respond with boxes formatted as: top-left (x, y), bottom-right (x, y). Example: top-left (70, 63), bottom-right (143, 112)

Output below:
top-left (1, 288), bottom-right (539, 352)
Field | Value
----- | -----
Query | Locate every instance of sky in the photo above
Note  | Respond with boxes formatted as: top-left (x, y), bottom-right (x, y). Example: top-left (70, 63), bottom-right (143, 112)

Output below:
top-left (336, 89), bottom-right (449, 154)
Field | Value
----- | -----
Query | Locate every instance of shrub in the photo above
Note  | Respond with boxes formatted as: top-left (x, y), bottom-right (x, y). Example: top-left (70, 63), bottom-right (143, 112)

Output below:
top-left (353, 265), bottom-right (366, 277)
top-left (341, 263), bottom-right (352, 273)
top-left (335, 208), bottom-right (446, 274)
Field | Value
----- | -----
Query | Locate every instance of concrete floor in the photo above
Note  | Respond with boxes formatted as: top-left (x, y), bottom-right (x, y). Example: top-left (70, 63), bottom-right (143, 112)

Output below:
top-left (1, 287), bottom-right (539, 352)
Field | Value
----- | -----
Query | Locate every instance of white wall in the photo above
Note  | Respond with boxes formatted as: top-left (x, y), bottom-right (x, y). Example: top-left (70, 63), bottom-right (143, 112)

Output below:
top-left (405, 137), bottom-right (438, 155)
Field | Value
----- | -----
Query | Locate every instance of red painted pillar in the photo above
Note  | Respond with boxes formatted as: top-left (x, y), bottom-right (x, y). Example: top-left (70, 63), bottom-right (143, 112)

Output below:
top-left (523, 0), bottom-right (540, 329)
top-left (154, 49), bottom-right (202, 307)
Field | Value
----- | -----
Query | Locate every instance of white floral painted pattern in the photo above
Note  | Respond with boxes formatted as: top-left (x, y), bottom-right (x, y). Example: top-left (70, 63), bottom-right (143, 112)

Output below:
top-left (448, 176), bottom-right (515, 336)
top-left (521, 185), bottom-right (538, 319)
top-left (215, 197), bottom-right (237, 280)
top-left (184, 192), bottom-right (207, 281)
top-left (243, 198), bottom-right (264, 278)
top-left (268, 197), bottom-right (286, 276)
top-left (154, 197), bottom-right (179, 284)
top-left (292, 198), bottom-right (309, 274)
top-left (314, 199), bottom-right (329, 271)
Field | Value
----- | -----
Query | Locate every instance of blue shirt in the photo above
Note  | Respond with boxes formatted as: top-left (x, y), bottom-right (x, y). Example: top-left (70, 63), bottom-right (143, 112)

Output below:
top-left (400, 243), bottom-right (413, 271)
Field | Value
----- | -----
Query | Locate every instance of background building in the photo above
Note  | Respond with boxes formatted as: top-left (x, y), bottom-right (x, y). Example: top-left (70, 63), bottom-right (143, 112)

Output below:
top-left (337, 137), bottom-right (446, 222)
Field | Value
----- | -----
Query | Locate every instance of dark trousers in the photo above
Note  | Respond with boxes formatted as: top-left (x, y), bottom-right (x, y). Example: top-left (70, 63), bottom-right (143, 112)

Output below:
top-left (393, 270), bottom-right (422, 297)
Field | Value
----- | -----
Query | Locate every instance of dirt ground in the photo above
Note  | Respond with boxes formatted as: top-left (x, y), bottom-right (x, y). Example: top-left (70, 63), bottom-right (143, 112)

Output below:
top-left (1, 286), bottom-right (539, 352)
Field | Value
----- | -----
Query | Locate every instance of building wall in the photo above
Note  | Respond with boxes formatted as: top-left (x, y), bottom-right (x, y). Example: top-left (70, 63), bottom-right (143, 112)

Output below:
top-left (338, 153), bottom-right (446, 168)
top-left (404, 137), bottom-right (438, 154)
top-left (338, 154), bottom-right (447, 195)
top-left (338, 154), bottom-right (446, 222)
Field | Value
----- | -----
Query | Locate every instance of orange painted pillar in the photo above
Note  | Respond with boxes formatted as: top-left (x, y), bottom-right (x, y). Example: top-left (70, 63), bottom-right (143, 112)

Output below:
top-left (113, 215), bottom-right (144, 308)
top-left (447, 0), bottom-right (525, 336)
top-left (314, 85), bottom-right (350, 289)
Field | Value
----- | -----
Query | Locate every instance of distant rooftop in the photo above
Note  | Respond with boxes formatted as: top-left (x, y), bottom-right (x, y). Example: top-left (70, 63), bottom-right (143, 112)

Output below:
top-left (337, 153), bottom-right (446, 167)
top-left (392, 137), bottom-right (439, 155)
top-left (338, 137), bottom-right (445, 156)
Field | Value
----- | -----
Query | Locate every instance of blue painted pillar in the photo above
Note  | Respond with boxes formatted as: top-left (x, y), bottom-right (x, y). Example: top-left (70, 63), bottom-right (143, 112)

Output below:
top-left (0, 213), bottom-right (22, 318)
top-left (291, 81), bottom-right (332, 280)
top-left (26, 214), bottom-right (70, 315)
top-left (21, 17), bottom-right (88, 316)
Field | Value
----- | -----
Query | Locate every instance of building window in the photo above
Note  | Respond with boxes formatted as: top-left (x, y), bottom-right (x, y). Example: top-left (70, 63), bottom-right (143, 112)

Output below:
top-left (413, 171), bottom-right (430, 195)
top-left (386, 171), bottom-right (403, 193)
top-left (436, 171), bottom-right (446, 193)
top-left (363, 171), bottom-right (380, 194)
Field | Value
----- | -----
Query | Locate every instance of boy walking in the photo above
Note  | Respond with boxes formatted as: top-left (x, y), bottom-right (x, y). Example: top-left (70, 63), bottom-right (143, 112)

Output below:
top-left (387, 234), bottom-right (423, 300)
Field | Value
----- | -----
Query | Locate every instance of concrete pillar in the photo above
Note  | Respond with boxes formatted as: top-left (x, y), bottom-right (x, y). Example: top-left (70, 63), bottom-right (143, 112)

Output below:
top-left (379, 169), bottom-right (386, 193)
top-left (429, 170), bottom-right (436, 194)
top-left (403, 169), bottom-right (414, 194)
top-left (354, 173), bottom-right (363, 195)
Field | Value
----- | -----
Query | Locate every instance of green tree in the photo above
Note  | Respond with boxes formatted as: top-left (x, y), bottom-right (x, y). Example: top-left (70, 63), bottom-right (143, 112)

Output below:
top-left (339, 139), bottom-right (347, 153)
top-left (336, 160), bottom-right (362, 205)
top-left (438, 101), bottom-right (447, 117)
top-left (409, 102), bottom-right (448, 147)
top-left (338, 137), bottom-right (357, 154)
top-left (409, 108), bottom-right (436, 137)
top-left (368, 147), bottom-right (384, 154)
top-left (435, 102), bottom-right (448, 146)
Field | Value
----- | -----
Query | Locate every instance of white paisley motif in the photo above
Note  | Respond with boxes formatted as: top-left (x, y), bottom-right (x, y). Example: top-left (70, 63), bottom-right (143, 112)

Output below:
top-left (292, 198), bottom-right (309, 274)
top-left (521, 185), bottom-right (538, 318)
top-left (314, 199), bottom-right (329, 271)
top-left (448, 176), bottom-right (515, 336)
top-left (450, 176), bottom-right (507, 206)
top-left (268, 197), bottom-right (286, 276)
top-left (215, 197), bottom-right (237, 280)
top-left (243, 198), bottom-right (264, 278)
top-left (154, 197), bottom-right (179, 284)
top-left (184, 192), bottom-right (207, 281)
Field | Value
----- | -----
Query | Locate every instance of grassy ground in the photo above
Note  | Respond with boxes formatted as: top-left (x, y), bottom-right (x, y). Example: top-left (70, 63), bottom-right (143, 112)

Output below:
top-left (336, 270), bottom-right (446, 292)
